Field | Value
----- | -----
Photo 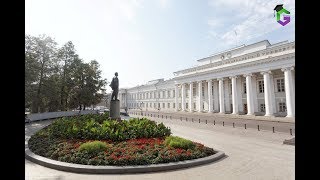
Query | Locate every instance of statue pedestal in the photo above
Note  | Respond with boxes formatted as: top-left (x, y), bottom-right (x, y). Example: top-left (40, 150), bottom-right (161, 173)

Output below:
top-left (110, 100), bottom-right (121, 120)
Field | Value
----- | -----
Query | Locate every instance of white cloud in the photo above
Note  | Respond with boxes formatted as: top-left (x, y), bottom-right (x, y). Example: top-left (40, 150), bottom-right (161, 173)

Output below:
top-left (113, 0), bottom-right (144, 23)
top-left (158, 0), bottom-right (170, 9)
top-left (207, 0), bottom-right (295, 45)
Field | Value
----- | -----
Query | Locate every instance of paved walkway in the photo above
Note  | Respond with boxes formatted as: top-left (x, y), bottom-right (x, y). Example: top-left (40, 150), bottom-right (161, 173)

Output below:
top-left (25, 117), bottom-right (294, 180)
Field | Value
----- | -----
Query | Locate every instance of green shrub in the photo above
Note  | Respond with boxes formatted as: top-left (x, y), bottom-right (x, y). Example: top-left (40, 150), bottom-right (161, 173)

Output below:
top-left (164, 136), bottom-right (195, 150)
top-left (79, 141), bottom-right (108, 154)
top-left (44, 116), bottom-right (171, 141)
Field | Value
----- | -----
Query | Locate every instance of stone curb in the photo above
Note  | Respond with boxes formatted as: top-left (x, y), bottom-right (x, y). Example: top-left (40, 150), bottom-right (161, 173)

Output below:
top-left (25, 146), bottom-right (225, 174)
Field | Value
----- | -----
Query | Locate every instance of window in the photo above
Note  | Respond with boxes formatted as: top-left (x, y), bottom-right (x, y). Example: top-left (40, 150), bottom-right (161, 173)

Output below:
top-left (162, 103), bottom-right (165, 108)
top-left (162, 91), bottom-right (165, 98)
top-left (186, 89), bottom-right (189, 98)
top-left (203, 103), bottom-right (204, 109)
top-left (277, 79), bottom-right (285, 92)
top-left (193, 103), bottom-right (196, 109)
top-left (260, 104), bottom-right (265, 112)
top-left (168, 103), bottom-right (170, 108)
top-left (168, 91), bottom-right (171, 98)
top-left (154, 103), bottom-right (156, 108)
top-left (158, 92), bottom-right (160, 99)
top-left (186, 103), bottom-right (188, 109)
top-left (202, 86), bottom-right (205, 96)
top-left (243, 82), bottom-right (247, 94)
top-left (230, 83), bottom-right (232, 95)
top-left (173, 103), bottom-right (175, 108)
top-left (158, 103), bottom-right (160, 108)
top-left (193, 87), bottom-right (196, 97)
top-left (179, 90), bottom-right (181, 98)
top-left (154, 92), bottom-right (156, 98)
top-left (279, 102), bottom-right (286, 112)
top-left (150, 103), bottom-right (152, 108)
top-left (173, 90), bottom-right (175, 97)
top-left (258, 81), bottom-right (264, 93)
top-left (179, 103), bottom-right (181, 109)
top-left (212, 85), bottom-right (214, 95)
top-left (146, 103), bottom-right (148, 108)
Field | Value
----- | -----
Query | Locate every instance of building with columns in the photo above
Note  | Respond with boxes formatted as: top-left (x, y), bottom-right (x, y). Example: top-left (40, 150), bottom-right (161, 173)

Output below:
top-left (119, 40), bottom-right (295, 118)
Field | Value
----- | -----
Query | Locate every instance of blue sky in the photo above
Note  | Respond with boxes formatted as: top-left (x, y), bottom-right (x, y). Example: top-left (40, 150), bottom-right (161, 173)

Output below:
top-left (25, 0), bottom-right (295, 92)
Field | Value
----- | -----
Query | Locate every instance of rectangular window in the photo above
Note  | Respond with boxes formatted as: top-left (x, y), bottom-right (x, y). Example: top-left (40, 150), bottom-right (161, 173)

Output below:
top-left (168, 91), bottom-right (171, 98)
top-left (162, 91), bottom-right (165, 98)
top-left (277, 79), bottom-right (285, 92)
top-left (173, 90), bottom-right (175, 98)
top-left (230, 83), bottom-right (232, 95)
top-left (150, 103), bottom-right (152, 108)
top-left (173, 103), bottom-right (175, 108)
top-left (146, 103), bottom-right (148, 108)
top-left (162, 103), bottom-right (165, 108)
top-left (158, 103), bottom-right (160, 109)
top-left (212, 85), bottom-right (214, 95)
top-left (279, 102), bottom-right (286, 112)
top-left (243, 82), bottom-right (247, 94)
top-left (154, 103), bottom-right (156, 108)
top-left (168, 103), bottom-right (170, 108)
top-left (193, 103), bottom-right (196, 109)
top-left (179, 103), bottom-right (181, 109)
top-left (154, 92), bottom-right (156, 98)
top-left (158, 92), bottom-right (161, 99)
top-left (259, 80), bottom-right (264, 93)
top-left (260, 104), bottom-right (265, 112)
top-left (186, 89), bottom-right (189, 98)
top-left (202, 86), bottom-right (205, 96)
top-left (193, 87), bottom-right (196, 97)
top-left (186, 103), bottom-right (188, 109)
top-left (203, 103), bottom-right (204, 109)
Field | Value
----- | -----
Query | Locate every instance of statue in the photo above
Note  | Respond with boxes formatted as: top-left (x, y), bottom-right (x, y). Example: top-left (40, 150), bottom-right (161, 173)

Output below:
top-left (109, 72), bottom-right (119, 101)
top-left (109, 72), bottom-right (121, 120)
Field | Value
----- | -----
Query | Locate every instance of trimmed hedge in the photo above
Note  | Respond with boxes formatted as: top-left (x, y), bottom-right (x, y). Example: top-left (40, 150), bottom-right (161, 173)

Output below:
top-left (164, 136), bottom-right (195, 150)
top-left (35, 115), bottom-right (171, 142)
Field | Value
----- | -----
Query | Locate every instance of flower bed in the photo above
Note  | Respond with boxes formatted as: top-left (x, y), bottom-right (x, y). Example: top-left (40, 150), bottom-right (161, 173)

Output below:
top-left (28, 114), bottom-right (216, 166)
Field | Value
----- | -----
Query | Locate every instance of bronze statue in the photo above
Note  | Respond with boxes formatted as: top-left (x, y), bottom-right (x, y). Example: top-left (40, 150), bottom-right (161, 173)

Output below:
top-left (110, 72), bottom-right (119, 101)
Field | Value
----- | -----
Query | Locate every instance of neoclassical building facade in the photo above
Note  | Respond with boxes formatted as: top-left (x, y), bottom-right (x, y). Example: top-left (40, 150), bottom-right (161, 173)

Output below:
top-left (119, 40), bottom-right (295, 117)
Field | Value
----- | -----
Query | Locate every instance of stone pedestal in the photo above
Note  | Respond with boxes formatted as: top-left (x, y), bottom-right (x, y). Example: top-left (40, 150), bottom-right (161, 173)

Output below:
top-left (110, 100), bottom-right (121, 120)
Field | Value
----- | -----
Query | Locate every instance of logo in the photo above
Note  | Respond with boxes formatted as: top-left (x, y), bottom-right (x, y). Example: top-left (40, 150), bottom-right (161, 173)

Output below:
top-left (274, 4), bottom-right (290, 26)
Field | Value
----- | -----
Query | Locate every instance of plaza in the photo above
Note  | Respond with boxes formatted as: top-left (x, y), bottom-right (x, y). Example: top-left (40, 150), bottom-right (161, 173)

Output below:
top-left (25, 116), bottom-right (294, 180)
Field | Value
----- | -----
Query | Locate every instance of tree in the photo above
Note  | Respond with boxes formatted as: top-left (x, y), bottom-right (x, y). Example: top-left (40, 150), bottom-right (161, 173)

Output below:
top-left (57, 41), bottom-right (78, 111)
top-left (25, 35), bottom-right (58, 113)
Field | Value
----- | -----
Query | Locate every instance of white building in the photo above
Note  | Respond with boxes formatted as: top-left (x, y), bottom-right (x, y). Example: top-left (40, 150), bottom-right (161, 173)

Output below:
top-left (119, 40), bottom-right (295, 118)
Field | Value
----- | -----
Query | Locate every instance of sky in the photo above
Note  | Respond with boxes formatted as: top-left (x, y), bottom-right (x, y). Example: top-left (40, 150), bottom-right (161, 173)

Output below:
top-left (25, 0), bottom-right (295, 92)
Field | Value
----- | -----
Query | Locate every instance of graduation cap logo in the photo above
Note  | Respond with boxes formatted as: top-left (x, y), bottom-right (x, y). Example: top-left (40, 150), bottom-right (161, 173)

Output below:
top-left (274, 4), bottom-right (290, 26)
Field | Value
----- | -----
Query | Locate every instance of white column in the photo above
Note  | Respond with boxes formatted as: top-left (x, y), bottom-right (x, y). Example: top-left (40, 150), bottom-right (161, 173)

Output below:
top-left (218, 78), bottom-right (225, 113)
top-left (224, 80), bottom-right (231, 112)
top-left (230, 76), bottom-right (239, 114)
top-left (236, 77), bottom-right (243, 113)
top-left (261, 71), bottom-right (275, 116)
top-left (244, 74), bottom-right (254, 115)
top-left (282, 67), bottom-right (295, 117)
top-left (175, 84), bottom-right (179, 111)
top-left (189, 82), bottom-right (193, 112)
top-left (213, 80), bottom-right (219, 112)
top-left (198, 81), bottom-right (203, 112)
top-left (207, 80), bottom-right (213, 112)
top-left (181, 83), bottom-right (186, 111)
top-left (252, 76), bottom-right (258, 113)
